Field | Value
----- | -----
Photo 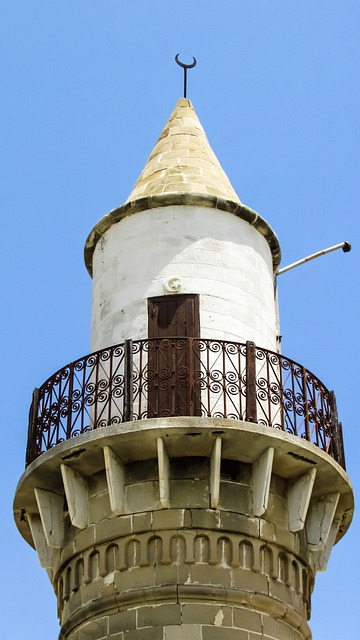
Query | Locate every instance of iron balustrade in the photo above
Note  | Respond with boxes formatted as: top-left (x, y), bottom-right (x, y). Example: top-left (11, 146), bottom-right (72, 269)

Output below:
top-left (26, 338), bottom-right (345, 469)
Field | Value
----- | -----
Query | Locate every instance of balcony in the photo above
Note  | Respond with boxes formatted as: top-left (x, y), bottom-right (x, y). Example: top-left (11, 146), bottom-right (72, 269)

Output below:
top-left (26, 338), bottom-right (345, 469)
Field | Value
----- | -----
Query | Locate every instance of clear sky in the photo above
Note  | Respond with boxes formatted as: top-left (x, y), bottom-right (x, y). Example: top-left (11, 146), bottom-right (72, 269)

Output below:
top-left (1, 2), bottom-right (359, 638)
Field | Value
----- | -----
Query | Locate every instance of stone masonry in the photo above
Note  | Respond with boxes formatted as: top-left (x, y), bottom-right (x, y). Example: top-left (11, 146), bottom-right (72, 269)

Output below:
top-left (14, 419), bottom-right (353, 640)
top-left (14, 96), bottom-right (353, 640)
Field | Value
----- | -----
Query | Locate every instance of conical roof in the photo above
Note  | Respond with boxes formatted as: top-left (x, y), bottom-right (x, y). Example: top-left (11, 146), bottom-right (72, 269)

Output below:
top-left (84, 99), bottom-right (281, 275)
top-left (126, 98), bottom-right (241, 204)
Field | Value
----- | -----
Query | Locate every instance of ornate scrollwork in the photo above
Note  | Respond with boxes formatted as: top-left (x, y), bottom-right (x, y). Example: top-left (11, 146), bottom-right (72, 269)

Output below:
top-left (26, 337), bottom-right (343, 468)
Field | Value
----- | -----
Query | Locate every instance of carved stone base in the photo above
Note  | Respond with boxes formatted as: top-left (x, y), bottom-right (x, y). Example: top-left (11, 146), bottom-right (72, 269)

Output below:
top-left (14, 419), bottom-right (353, 640)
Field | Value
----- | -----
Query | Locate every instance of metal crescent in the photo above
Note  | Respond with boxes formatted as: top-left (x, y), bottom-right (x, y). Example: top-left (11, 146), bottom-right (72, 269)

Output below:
top-left (175, 54), bottom-right (197, 70)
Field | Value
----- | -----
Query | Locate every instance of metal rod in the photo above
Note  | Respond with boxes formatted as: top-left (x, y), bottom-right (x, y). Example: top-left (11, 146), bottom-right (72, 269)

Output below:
top-left (277, 241), bottom-right (351, 276)
top-left (175, 54), bottom-right (197, 98)
top-left (124, 339), bottom-right (133, 422)
top-left (245, 341), bottom-right (257, 423)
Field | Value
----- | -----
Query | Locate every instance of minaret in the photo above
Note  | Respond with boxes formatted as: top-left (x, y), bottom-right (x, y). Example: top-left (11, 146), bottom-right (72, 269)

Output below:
top-left (14, 97), bottom-right (353, 640)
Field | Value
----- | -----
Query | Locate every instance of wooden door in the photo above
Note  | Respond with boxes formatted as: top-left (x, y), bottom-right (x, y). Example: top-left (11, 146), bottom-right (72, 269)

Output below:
top-left (147, 295), bottom-right (200, 417)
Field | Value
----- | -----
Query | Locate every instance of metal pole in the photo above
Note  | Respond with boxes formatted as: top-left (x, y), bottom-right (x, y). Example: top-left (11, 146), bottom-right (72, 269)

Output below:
top-left (277, 241), bottom-right (351, 276)
top-left (175, 54), bottom-right (197, 99)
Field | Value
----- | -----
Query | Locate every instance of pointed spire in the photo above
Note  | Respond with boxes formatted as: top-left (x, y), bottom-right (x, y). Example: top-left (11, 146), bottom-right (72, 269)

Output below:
top-left (84, 99), bottom-right (281, 276)
top-left (126, 98), bottom-right (241, 205)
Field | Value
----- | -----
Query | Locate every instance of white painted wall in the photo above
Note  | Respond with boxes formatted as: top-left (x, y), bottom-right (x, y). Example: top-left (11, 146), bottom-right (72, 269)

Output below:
top-left (91, 205), bottom-right (278, 352)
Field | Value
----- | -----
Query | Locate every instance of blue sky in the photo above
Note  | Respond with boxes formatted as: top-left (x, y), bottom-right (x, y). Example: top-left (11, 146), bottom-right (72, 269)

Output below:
top-left (1, 2), bottom-right (359, 638)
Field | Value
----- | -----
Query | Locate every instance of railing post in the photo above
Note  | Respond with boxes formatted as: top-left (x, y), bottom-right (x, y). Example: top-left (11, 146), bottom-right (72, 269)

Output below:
top-left (124, 339), bottom-right (133, 422)
top-left (337, 422), bottom-right (346, 471)
top-left (26, 388), bottom-right (39, 467)
top-left (66, 362), bottom-right (74, 439)
top-left (246, 341), bottom-right (257, 423)
top-left (329, 391), bottom-right (346, 470)
top-left (188, 337), bottom-right (194, 416)
top-left (302, 366), bottom-right (310, 441)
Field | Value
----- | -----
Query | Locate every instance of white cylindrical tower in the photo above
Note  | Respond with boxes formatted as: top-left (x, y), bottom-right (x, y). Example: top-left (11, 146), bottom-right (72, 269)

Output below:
top-left (14, 97), bottom-right (353, 640)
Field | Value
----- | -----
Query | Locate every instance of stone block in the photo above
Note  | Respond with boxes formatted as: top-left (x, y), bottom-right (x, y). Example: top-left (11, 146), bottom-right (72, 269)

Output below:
top-left (88, 491), bottom-right (112, 524)
top-left (259, 519), bottom-right (275, 543)
top-left (186, 509), bottom-right (220, 530)
top-left (171, 457), bottom-right (209, 479)
top-left (181, 604), bottom-right (232, 626)
top-left (88, 472), bottom-right (108, 498)
top-left (233, 607), bottom-right (262, 632)
top-left (124, 626), bottom-right (163, 640)
top-left (60, 536), bottom-right (75, 565)
top-left (154, 563), bottom-right (180, 587)
top-left (108, 609), bottom-right (137, 634)
top-left (262, 615), bottom-right (294, 640)
top-left (268, 579), bottom-right (294, 607)
top-left (274, 526), bottom-right (297, 554)
top-left (126, 459), bottom-right (158, 483)
top-left (67, 589), bottom-right (82, 616)
top-left (165, 625), bottom-right (202, 639)
top-left (231, 568), bottom-right (268, 594)
top-left (269, 474), bottom-right (287, 498)
top-left (189, 564), bottom-right (232, 587)
top-left (74, 525), bottom-right (96, 553)
top-left (275, 527), bottom-right (298, 553)
top-left (81, 577), bottom-right (112, 607)
top-left (152, 509), bottom-right (185, 530)
top-left (138, 604), bottom-right (181, 628)
top-left (266, 494), bottom-right (288, 529)
top-left (95, 515), bottom-right (132, 543)
top-left (176, 563), bottom-right (193, 585)
top-left (219, 482), bottom-right (252, 514)
top-left (170, 479), bottom-right (209, 508)
top-left (125, 482), bottom-right (160, 513)
top-left (114, 565), bottom-right (155, 592)
top-left (292, 592), bottom-right (307, 617)
top-left (202, 627), bottom-right (248, 640)
top-left (132, 511), bottom-right (152, 533)
top-left (78, 616), bottom-right (109, 640)
top-left (220, 512), bottom-right (259, 538)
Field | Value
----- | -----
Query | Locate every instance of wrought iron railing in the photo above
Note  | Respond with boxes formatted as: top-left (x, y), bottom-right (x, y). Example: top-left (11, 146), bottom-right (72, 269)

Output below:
top-left (26, 338), bottom-right (345, 468)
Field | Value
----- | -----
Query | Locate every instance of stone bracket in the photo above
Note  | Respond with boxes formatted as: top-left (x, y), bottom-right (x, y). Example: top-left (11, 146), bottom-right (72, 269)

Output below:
top-left (310, 517), bottom-right (340, 572)
top-left (210, 437), bottom-right (222, 508)
top-left (252, 447), bottom-right (274, 516)
top-left (60, 463), bottom-right (88, 529)
top-left (28, 514), bottom-right (54, 568)
top-left (34, 487), bottom-right (64, 548)
top-left (103, 445), bottom-right (125, 515)
top-left (157, 437), bottom-right (170, 508)
top-left (306, 492), bottom-right (340, 550)
top-left (288, 467), bottom-right (317, 532)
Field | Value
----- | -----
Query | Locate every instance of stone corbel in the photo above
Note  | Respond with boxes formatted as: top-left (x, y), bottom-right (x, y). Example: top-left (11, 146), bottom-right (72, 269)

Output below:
top-left (252, 447), bottom-right (274, 517)
top-left (60, 463), bottom-right (88, 529)
top-left (28, 513), bottom-right (55, 569)
top-left (34, 487), bottom-right (65, 548)
top-left (103, 445), bottom-right (126, 515)
top-left (288, 467), bottom-right (317, 532)
top-left (306, 493), bottom-right (340, 550)
top-left (310, 517), bottom-right (340, 572)
top-left (157, 437), bottom-right (170, 508)
top-left (210, 437), bottom-right (222, 508)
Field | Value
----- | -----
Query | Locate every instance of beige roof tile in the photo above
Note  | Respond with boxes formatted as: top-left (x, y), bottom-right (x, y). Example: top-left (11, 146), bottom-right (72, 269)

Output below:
top-left (126, 98), bottom-right (241, 204)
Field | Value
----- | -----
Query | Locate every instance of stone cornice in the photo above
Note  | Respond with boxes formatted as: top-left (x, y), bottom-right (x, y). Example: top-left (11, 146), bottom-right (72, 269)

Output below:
top-left (84, 193), bottom-right (281, 276)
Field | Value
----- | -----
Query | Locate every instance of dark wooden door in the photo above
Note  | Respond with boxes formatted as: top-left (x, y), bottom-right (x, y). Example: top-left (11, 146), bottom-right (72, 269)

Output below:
top-left (147, 295), bottom-right (200, 417)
